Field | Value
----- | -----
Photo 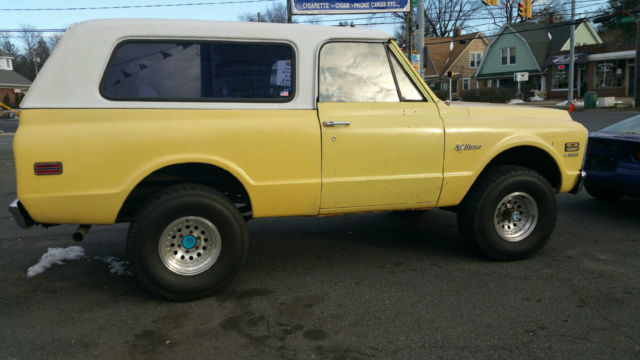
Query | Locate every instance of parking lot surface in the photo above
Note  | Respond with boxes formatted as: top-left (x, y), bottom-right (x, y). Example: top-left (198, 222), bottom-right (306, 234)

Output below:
top-left (1, 112), bottom-right (639, 359)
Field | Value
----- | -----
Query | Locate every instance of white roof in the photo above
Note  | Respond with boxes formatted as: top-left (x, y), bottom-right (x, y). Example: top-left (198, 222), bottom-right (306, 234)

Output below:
top-left (22, 19), bottom-right (391, 110)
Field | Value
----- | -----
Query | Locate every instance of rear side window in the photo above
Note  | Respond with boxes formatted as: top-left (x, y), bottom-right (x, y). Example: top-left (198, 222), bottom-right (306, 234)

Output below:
top-left (101, 41), bottom-right (294, 102)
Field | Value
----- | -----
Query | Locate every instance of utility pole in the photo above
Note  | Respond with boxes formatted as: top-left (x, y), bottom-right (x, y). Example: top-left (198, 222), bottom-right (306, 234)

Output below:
top-left (287, 0), bottom-right (292, 23)
top-left (567, 0), bottom-right (576, 104)
top-left (406, 7), bottom-right (413, 62)
top-left (635, 7), bottom-right (639, 108)
top-left (417, 0), bottom-right (425, 78)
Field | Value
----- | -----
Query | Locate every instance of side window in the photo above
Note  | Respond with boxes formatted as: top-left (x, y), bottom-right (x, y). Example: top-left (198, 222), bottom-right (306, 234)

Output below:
top-left (319, 42), bottom-right (398, 103)
top-left (101, 41), bottom-right (294, 102)
top-left (389, 54), bottom-right (424, 101)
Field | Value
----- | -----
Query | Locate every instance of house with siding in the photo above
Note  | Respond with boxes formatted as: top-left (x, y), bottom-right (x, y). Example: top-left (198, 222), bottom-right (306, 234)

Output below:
top-left (0, 51), bottom-right (31, 106)
top-left (423, 30), bottom-right (489, 97)
top-left (545, 42), bottom-right (635, 99)
top-left (474, 20), bottom-right (601, 96)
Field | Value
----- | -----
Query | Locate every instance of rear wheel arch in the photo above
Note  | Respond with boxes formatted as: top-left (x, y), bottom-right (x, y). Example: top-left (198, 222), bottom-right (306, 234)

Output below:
top-left (117, 162), bottom-right (252, 222)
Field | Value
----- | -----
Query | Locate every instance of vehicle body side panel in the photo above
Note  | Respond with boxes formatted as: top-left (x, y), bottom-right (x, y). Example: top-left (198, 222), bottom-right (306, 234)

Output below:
top-left (436, 104), bottom-right (587, 207)
top-left (14, 109), bottom-right (321, 224)
top-left (318, 101), bottom-right (444, 209)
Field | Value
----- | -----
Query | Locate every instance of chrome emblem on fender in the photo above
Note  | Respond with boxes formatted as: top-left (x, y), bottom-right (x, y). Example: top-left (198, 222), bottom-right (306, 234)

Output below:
top-left (455, 144), bottom-right (482, 152)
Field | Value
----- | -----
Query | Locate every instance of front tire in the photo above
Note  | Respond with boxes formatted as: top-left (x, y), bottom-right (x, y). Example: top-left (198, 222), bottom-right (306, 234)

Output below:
top-left (458, 166), bottom-right (556, 260)
top-left (128, 184), bottom-right (248, 301)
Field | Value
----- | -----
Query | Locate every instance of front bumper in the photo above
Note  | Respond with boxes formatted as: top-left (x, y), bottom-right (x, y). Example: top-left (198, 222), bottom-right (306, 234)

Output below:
top-left (570, 170), bottom-right (586, 195)
top-left (8, 199), bottom-right (34, 229)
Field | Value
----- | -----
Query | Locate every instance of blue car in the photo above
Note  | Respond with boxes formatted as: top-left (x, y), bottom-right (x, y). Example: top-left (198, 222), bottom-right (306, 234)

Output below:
top-left (584, 115), bottom-right (640, 201)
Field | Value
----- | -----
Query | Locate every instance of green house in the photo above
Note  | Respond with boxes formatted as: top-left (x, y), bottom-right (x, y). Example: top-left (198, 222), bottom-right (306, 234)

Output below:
top-left (475, 20), bottom-right (601, 95)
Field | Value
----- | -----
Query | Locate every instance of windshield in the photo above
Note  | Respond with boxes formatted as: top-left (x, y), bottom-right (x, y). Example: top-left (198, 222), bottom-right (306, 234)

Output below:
top-left (600, 115), bottom-right (640, 135)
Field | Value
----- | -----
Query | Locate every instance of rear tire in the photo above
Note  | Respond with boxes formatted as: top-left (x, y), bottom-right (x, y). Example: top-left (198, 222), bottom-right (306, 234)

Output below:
top-left (127, 184), bottom-right (248, 301)
top-left (458, 166), bottom-right (556, 260)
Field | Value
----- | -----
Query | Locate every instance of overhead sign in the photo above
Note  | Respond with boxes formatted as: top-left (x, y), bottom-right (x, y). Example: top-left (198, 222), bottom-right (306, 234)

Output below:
top-left (292, 0), bottom-right (410, 14)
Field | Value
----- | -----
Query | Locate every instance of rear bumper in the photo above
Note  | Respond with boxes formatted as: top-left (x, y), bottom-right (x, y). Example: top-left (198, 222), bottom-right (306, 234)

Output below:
top-left (570, 170), bottom-right (586, 195)
top-left (8, 199), bottom-right (34, 229)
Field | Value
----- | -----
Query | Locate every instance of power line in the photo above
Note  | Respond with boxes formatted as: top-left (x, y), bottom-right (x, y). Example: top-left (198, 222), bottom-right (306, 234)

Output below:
top-left (0, 0), bottom-right (274, 11)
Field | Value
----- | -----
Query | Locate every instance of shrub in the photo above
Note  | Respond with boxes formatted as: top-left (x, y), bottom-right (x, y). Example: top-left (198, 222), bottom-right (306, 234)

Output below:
top-left (460, 88), bottom-right (517, 103)
top-left (2, 94), bottom-right (10, 106)
top-left (432, 89), bottom-right (449, 100)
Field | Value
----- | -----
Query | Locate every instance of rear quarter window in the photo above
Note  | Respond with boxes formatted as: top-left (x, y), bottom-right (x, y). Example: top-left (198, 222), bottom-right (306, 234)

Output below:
top-left (101, 40), bottom-right (295, 102)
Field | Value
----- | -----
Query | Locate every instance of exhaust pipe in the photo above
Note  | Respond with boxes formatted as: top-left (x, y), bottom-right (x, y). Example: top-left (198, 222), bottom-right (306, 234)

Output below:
top-left (73, 225), bottom-right (91, 242)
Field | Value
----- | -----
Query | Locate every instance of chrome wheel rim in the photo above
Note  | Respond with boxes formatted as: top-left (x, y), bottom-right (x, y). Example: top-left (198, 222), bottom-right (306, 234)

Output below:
top-left (494, 192), bottom-right (538, 242)
top-left (158, 216), bottom-right (222, 276)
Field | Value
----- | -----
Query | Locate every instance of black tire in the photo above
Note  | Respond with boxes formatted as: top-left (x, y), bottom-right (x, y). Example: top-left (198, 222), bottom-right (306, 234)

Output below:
top-left (127, 184), bottom-right (248, 301)
top-left (584, 185), bottom-right (624, 202)
top-left (457, 165), bottom-right (556, 261)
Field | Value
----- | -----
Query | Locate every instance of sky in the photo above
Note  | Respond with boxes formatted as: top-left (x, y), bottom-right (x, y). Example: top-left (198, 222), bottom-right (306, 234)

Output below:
top-left (0, 0), bottom-right (609, 41)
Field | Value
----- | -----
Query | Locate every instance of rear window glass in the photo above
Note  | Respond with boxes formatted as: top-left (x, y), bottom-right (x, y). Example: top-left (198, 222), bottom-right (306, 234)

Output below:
top-left (601, 115), bottom-right (640, 135)
top-left (101, 41), bottom-right (294, 102)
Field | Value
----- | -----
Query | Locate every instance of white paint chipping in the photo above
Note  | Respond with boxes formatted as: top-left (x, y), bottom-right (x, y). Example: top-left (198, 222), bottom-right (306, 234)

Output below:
top-left (27, 246), bottom-right (85, 277)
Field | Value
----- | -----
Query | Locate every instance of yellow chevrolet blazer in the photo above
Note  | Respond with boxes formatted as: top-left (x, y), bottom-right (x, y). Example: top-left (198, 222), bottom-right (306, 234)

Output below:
top-left (10, 19), bottom-right (587, 300)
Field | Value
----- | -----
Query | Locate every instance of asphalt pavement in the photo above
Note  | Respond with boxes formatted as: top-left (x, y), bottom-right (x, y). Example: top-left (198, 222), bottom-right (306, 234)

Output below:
top-left (1, 112), bottom-right (639, 359)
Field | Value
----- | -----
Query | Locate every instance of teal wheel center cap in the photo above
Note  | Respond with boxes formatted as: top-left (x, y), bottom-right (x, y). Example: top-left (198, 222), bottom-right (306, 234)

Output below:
top-left (512, 212), bottom-right (521, 222)
top-left (181, 235), bottom-right (197, 249)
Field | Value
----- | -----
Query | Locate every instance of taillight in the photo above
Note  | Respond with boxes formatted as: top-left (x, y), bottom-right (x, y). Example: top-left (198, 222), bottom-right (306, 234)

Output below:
top-left (34, 162), bottom-right (63, 175)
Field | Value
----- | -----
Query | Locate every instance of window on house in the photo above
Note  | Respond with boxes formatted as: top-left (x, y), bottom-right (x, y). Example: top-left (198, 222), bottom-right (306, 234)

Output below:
top-left (501, 47), bottom-right (516, 65)
top-left (594, 60), bottom-right (625, 88)
top-left (551, 67), bottom-right (568, 90)
top-left (463, 78), bottom-right (470, 91)
top-left (428, 81), bottom-right (441, 90)
top-left (102, 40), bottom-right (295, 102)
top-left (470, 52), bottom-right (482, 68)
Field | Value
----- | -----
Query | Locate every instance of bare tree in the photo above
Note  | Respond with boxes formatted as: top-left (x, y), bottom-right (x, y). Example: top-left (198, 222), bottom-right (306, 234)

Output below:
top-left (239, 2), bottom-right (290, 23)
top-left (422, 0), bottom-right (484, 37)
top-left (0, 32), bottom-right (19, 56)
top-left (46, 32), bottom-right (65, 52)
top-left (483, 0), bottom-right (567, 27)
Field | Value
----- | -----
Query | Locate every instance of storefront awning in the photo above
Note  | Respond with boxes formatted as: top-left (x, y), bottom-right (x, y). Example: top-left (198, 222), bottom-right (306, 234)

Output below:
top-left (543, 53), bottom-right (588, 66)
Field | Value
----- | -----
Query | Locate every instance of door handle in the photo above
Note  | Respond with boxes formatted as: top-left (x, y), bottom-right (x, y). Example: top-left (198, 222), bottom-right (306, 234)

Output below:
top-left (323, 121), bottom-right (350, 127)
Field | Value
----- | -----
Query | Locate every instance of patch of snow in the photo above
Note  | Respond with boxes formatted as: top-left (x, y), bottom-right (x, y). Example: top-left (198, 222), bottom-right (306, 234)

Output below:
top-left (27, 246), bottom-right (85, 277)
top-left (556, 100), bottom-right (569, 106)
top-left (615, 100), bottom-right (624, 104)
top-left (575, 101), bottom-right (584, 106)
top-left (95, 256), bottom-right (133, 277)
top-left (530, 96), bottom-right (544, 102)
top-left (507, 99), bottom-right (525, 105)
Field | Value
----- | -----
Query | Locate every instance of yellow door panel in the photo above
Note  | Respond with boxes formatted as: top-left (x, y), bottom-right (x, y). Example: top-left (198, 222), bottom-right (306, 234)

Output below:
top-left (318, 102), bottom-right (444, 209)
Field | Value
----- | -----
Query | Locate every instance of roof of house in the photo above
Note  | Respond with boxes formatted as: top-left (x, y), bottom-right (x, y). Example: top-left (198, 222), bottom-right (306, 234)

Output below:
top-left (0, 50), bottom-right (12, 58)
top-left (424, 32), bottom-right (486, 77)
top-left (0, 70), bottom-right (32, 87)
top-left (504, 20), bottom-right (600, 69)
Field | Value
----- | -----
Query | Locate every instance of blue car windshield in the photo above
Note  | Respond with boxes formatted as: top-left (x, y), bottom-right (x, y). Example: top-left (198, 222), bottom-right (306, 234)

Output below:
top-left (601, 115), bottom-right (640, 135)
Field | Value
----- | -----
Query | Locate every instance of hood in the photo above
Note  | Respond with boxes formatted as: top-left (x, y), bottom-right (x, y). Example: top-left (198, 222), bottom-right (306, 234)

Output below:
top-left (450, 102), bottom-right (573, 122)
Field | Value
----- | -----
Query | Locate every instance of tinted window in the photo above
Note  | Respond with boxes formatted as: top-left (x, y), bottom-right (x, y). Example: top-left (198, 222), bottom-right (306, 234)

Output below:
top-left (390, 54), bottom-right (424, 101)
top-left (101, 41), bottom-right (294, 102)
top-left (319, 42), bottom-right (398, 103)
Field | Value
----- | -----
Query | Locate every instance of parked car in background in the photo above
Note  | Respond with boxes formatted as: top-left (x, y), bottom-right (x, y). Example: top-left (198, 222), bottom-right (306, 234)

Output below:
top-left (584, 115), bottom-right (640, 201)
